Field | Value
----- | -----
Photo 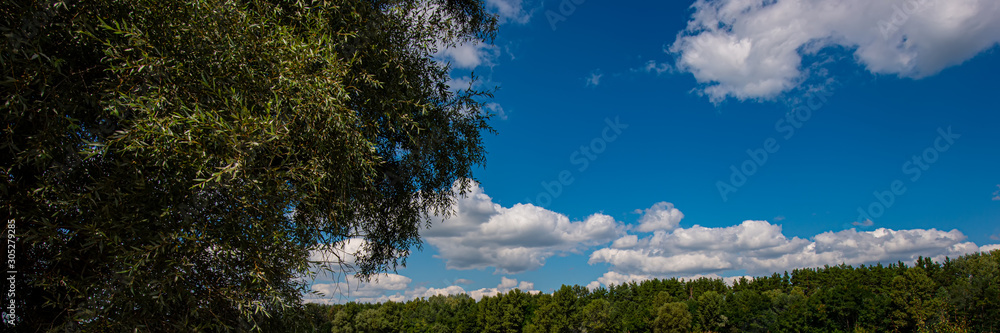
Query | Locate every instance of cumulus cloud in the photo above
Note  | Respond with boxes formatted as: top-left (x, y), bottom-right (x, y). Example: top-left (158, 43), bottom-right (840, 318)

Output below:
top-left (611, 235), bottom-right (639, 249)
top-left (670, 0), bottom-right (1000, 102)
top-left (307, 272), bottom-right (540, 304)
top-left (469, 277), bottom-right (539, 299)
top-left (590, 204), bottom-right (998, 281)
top-left (992, 184), bottom-right (999, 201)
top-left (636, 202), bottom-right (685, 232)
top-left (592, 217), bottom-right (996, 279)
top-left (595, 271), bottom-right (654, 287)
top-left (587, 271), bottom-right (754, 289)
top-left (425, 182), bottom-right (622, 274)
top-left (366, 276), bottom-right (538, 303)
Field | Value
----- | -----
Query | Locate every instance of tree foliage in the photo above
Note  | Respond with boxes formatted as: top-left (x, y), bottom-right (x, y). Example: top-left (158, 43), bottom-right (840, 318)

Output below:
top-left (306, 250), bottom-right (999, 333)
top-left (2, 0), bottom-right (497, 330)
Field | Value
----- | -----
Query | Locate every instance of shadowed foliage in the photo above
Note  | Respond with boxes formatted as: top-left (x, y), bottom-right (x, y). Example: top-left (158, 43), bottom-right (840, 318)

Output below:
top-left (2, 0), bottom-right (497, 330)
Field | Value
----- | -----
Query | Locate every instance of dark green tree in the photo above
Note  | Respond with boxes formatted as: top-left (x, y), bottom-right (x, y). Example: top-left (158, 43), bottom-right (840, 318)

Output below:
top-left (652, 301), bottom-right (692, 333)
top-left (478, 294), bottom-right (503, 333)
top-left (942, 250), bottom-right (1000, 332)
top-left (888, 267), bottom-right (944, 331)
top-left (2, 0), bottom-right (497, 330)
top-left (579, 298), bottom-right (613, 333)
top-left (305, 251), bottom-right (998, 333)
top-left (726, 289), bottom-right (770, 332)
top-left (331, 307), bottom-right (357, 333)
top-left (355, 307), bottom-right (391, 333)
top-left (695, 290), bottom-right (727, 332)
top-left (499, 289), bottom-right (531, 333)
top-left (524, 285), bottom-right (579, 333)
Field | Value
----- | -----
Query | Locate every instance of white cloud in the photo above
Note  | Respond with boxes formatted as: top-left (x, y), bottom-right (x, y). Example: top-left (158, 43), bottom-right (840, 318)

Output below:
top-left (670, 0), bottom-right (1000, 102)
top-left (518, 280), bottom-right (535, 290)
top-left (498, 276), bottom-right (518, 289)
top-left (425, 182), bottom-right (622, 274)
top-left (595, 271), bottom-right (653, 287)
top-left (466, 277), bottom-right (540, 299)
top-left (487, 0), bottom-right (533, 24)
top-left (437, 41), bottom-right (500, 69)
top-left (611, 235), bottom-right (639, 249)
top-left (484, 102), bottom-right (509, 120)
top-left (307, 272), bottom-right (540, 303)
top-left (586, 271), bottom-right (755, 290)
top-left (636, 202), bottom-right (685, 232)
top-left (389, 276), bottom-right (539, 302)
top-left (592, 217), bottom-right (998, 277)
top-left (308, 238), bottom-right (368, 271)
top-left (308, 273), bottom-right (412, 303)
top-left (589, 201), bottom-right (1000, 289)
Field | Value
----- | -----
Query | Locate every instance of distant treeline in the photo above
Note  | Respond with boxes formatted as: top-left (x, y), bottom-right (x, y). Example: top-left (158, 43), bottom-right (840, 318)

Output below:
top-left (290, 250), bottom-right (998, 332)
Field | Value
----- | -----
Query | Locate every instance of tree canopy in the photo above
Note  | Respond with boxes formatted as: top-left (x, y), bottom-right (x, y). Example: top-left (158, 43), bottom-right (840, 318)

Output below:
top-left (298, 251), bottom-right (1000, 333)
top-left (2, 0), bottom-right (497, 330)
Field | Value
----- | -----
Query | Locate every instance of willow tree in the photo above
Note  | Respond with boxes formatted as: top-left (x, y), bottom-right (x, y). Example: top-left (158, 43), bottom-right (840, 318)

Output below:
top-left (1, 0), bottom-right (496, 330)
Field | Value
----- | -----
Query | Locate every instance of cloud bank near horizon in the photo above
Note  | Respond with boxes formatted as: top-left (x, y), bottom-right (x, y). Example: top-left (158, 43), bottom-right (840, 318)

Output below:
top-left (306, 182), bottom-right (999, 303)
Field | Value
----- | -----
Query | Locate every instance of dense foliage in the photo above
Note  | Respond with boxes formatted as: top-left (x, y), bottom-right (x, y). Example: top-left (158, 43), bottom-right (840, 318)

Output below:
top-left (302, 250), bottom-right (1000, 333)
top-left (2, 0), bottom-right (496, 330)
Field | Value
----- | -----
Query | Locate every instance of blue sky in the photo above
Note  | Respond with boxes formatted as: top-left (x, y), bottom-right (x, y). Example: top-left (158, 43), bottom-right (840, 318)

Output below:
top-left (305, 0), bottom-right (1000, 303)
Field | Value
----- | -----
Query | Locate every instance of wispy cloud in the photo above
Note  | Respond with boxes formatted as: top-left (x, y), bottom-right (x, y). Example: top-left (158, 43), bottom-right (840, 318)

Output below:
top-left (852, 219), bottom-right (874, 227)
top-left (637, 60), bottom-right (672, 75)
top-left (585, 70), bottom-right (603, 87)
